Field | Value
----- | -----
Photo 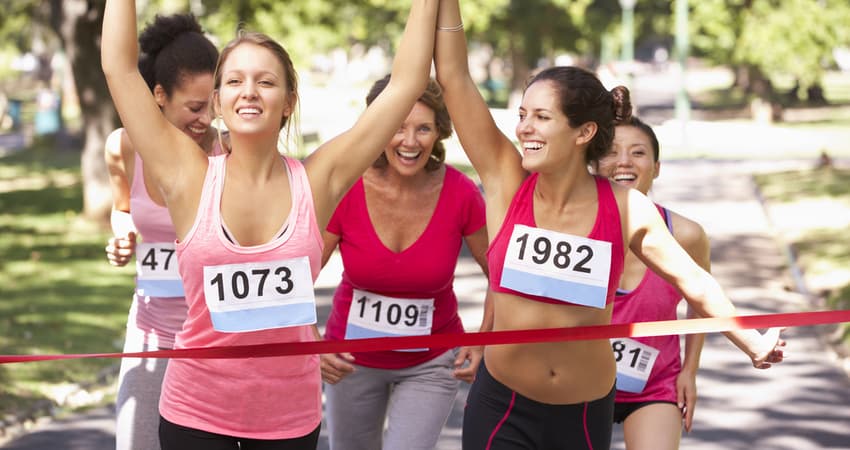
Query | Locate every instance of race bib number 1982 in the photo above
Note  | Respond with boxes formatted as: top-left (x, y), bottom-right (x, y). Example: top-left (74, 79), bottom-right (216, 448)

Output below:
top-left (500, 224), bottom-right (611, 308)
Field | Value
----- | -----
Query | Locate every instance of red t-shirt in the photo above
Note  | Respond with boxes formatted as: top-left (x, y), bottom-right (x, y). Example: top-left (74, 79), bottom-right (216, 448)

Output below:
top-left (324, 165), bottom-right (486, 369)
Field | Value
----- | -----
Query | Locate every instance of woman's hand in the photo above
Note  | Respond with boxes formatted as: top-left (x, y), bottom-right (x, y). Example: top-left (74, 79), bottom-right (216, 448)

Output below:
top-left (749, 327), bottom-right (787, 369)
top-left (452, 346), bottom-right (483, 383)
top-left (105, 232), bottom-right (136, 267)
top-left (320, 352), bottom-right (356, 384)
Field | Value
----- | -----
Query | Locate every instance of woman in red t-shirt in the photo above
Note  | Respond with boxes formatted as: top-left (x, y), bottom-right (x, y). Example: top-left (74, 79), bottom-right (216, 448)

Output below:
top-left (320, 76), bottom-right (492, 450)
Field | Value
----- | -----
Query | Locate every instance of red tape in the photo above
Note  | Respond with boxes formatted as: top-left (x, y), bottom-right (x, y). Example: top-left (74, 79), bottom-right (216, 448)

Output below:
top-left (1, 309), bottom-right (848, 364)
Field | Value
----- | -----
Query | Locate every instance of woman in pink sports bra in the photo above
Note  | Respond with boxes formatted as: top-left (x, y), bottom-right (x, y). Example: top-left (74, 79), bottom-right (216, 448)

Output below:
top-left (434, 1), bottom-right (785, 449)
top-left (102, 13), bottom-right (218, 450)
top-left (596, 117), bottom-right (708, 450)
top-left (102, 0), bottom-right (439, 448)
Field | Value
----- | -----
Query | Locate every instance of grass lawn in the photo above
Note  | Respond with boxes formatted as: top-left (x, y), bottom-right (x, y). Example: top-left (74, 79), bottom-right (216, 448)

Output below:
top-left (753, 167), bottom-right (850, 343)
top-left (0, 140), bottom-right (133, 417)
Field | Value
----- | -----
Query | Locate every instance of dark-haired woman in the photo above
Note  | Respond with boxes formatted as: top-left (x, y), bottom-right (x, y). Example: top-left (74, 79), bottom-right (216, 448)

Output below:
top-left (102, 13), bottom-right (219, 450)
top-left (433, 1), bottom-right (785, 448)
top-left (320, 76), bottom-right (491, 450)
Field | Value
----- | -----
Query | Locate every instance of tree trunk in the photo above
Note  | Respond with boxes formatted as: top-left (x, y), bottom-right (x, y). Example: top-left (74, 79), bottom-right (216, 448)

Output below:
top-left (51, 0), bottom-right (116, 223)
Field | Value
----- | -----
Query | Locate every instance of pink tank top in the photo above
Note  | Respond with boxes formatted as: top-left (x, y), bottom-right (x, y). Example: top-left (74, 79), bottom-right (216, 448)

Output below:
top-left (487, 174), bottom-right (624, 307)
top-left (612, 206), bottom-right (683, 404)
top-left (128, 152), bottom-right (187, 349)
top-left (159, 154), bottom-right (323, 439)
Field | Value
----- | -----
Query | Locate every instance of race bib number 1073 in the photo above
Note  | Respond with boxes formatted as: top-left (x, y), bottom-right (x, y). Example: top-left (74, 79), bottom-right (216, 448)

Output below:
top-left (202, 256), bottom-right (317, 332)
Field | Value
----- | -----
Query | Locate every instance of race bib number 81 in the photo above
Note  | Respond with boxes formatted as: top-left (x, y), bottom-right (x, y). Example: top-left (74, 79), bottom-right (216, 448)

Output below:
top-left (500, 225), bottom-right (611, 308)
top-left (611, 338), bottom-right (660, 393)
top-left (135, 242), bottom-right (184, 297)
top-left (202, 256), bottom-right (316, 332)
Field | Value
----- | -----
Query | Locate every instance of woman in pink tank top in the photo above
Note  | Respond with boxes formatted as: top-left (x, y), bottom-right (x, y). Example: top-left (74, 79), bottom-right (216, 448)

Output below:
top-left (103, 0), bottom-right (439, 448)
top-left (103, 13), bottom-right (218, 450)
top-left (595, 117), bottom-right (708, 450)
top-left (434, 1), bottom-right (785, 449)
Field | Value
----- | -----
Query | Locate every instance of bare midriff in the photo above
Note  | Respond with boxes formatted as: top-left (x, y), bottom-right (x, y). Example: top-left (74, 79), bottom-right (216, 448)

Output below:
top-left (484, 291), bottom-right (616, 405)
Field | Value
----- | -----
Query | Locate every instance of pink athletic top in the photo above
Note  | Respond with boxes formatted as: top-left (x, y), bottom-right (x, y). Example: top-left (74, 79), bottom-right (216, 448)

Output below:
top-left (487, 174), bottom-right (624, 306)
top-left (324, 166), bottom-right (486, 369)
top-left (159, 154), bottom-right (323, 439)
top-left (612, 206), bottom-right (683, 404)
top-left (128, 152), bottom-right (187, 349)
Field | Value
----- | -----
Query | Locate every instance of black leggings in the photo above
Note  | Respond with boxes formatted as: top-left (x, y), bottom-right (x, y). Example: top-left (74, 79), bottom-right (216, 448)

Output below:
top-left (462, 361), bottom-right (614, 450)
top-left (159, 416), bottom-right (320, 450)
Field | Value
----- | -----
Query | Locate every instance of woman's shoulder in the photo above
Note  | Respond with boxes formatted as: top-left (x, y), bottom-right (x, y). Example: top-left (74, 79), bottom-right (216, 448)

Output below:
top-left (664, 207), bottom-right (709, 253)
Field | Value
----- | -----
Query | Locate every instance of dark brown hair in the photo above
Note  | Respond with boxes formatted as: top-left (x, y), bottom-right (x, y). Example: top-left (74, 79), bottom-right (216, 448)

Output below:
top-left (527, 66), bottom-right (632, 164)
top-left (365, 75), bottom-right (451, 172)
top-left (138, 14), bottom-right (218, 96)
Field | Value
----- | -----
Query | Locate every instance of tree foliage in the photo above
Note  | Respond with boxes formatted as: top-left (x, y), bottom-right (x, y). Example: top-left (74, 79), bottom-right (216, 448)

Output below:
top-left (691, 0), bottom-right (850, 100)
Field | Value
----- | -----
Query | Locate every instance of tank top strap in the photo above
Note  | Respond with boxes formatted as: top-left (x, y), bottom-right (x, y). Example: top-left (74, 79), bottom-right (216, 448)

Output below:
top-left (129, 151), bottom-right (147, 201)
top-left (282, 156), bottom-right (321, 245)
top-left (178, 154), bottom-right (225, 248)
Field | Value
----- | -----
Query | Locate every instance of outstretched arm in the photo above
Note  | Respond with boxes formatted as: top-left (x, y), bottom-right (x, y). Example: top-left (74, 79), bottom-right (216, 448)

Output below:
top-left (101, 0), bottom-right (207, 228)
top-left (623, 188), bottom-right (785, 369)
top-left (306, 0), bottom-right (439, 230)
top-left (434, 0), bottom-right (525, 229)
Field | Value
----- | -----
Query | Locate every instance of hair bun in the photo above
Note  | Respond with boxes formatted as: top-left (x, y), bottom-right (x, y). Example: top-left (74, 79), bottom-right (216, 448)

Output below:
top-left (610, 85), bottom-right (633, 124)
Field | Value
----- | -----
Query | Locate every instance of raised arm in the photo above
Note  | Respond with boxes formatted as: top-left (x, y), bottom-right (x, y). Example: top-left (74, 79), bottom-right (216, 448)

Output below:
top-left (622, 188), bottom-right (784, 369)
top-left (101, 0), bottom-right (206, 203)
top-left (434, 0), bottom-right (525, 222)
top-left (305, 0), bottom-right (439, 229)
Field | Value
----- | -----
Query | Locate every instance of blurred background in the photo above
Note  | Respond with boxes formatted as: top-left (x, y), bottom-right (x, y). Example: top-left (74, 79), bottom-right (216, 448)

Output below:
top-left (1, 0), bottom-right (849, 444)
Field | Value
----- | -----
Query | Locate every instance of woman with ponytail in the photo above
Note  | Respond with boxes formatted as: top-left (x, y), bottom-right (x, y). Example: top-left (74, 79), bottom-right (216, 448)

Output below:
top-left (433, 0), bottom-right (785, 448)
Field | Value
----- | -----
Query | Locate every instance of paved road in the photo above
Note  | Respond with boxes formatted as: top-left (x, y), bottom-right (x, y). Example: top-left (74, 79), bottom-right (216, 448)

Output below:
top-left (4, 158), bottom-right (850, 449)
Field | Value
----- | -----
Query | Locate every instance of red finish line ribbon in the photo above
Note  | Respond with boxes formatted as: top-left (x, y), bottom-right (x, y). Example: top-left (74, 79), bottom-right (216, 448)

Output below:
top-left (1, 309), bottom-right (848, 364)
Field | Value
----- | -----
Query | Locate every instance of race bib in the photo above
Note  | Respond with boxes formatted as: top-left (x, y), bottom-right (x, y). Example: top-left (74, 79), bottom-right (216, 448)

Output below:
top-left (202, 256), bottom-right (316, 332)
top-left (345, 289), bottom-right (434, 352)
top-left (135, 242), bottom-right (184, 297)
top-left (500, 224), bottom-right (611, 308)
top-left (611, 338), bottom-right (660, 393)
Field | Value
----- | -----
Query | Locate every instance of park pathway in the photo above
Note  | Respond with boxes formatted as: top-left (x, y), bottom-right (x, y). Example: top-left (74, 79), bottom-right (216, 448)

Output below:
top-left (3, 159), bottom-right (850, 450)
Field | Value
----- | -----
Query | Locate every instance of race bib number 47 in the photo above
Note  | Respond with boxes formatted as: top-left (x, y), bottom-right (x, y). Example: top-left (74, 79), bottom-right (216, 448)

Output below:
top-left (136, 242), bottom-right (184, 297)
top-left (202, 256), bottom-right (317, 333)
top-left (500, 225), bottom-right (611, 308)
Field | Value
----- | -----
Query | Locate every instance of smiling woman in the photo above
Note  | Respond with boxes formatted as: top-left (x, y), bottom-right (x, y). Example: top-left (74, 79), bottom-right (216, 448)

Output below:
top-left (319, 76), bottom-right (492, 450)
top-left (433, 0), bottom-right (785, 448)
top-left (101, 0), bottom-right (439, 448)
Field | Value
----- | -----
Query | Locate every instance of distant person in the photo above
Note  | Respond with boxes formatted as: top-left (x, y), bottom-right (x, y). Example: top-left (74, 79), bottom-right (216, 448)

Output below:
top-left (102, 13), bottom-right (219, 450)
top-left (595, 117), bottom-right (707, 450)
top-left (433, 0), bottom-right (786, 448)
top-left (320, 76), bottom-right (491, 450)
top-left (102, 0), bottom-right (438, 447)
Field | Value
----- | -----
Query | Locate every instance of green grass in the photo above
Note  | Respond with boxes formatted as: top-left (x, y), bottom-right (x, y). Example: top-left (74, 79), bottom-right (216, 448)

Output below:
top-left (0, 141), bottom-right (133, 416)
top-left (753, 168), bottom-right (850, 344)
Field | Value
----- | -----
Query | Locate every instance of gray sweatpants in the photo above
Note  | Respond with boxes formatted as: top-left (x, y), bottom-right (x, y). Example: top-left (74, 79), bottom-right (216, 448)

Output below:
top-left (115, 331), bottom-right (169, 450)
top-left (324, 348), bottom-right (460, 450)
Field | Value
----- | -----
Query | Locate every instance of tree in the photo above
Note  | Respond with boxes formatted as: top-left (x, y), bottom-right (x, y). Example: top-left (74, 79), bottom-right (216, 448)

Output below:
top-left (49, 0), bottom-right (115, 222)
top-left (690, 0), bottom-right (850, 115)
